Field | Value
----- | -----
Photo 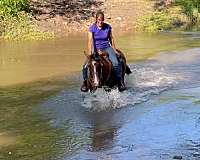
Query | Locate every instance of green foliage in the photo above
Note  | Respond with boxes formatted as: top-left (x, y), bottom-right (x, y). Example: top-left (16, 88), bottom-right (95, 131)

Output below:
top-left (135, 4), bottom-right (190, 32)
top-left (137, 12), bottom-right (170, 32)
top-left (136, 11), bottom-right (180, 32)
top-left (136, 0), bottom-right (200, 32)
top-left (0, 0), bottom-right (29, 17)
top-left (0, 12), bottom-right (54, 41)
top-left (175, 0), bottom-right (200, 24)
top-left (0, 0), bottom-right (54, 41)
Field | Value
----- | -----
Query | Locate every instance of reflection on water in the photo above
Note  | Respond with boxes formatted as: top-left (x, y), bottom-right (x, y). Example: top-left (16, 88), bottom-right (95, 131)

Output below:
top-left (89, 112), bottom-right (118, 152)
top-left (91, 127), bottom-right (117, 152)
top-left (2, 32), bottom-right (200, 160)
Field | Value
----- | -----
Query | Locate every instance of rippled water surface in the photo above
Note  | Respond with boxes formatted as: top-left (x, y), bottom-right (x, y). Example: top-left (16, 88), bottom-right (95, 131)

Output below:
top-left (1, 32), bottom-right (200, 160)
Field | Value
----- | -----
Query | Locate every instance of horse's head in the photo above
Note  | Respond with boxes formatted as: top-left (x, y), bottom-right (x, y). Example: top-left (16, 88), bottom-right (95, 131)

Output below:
top-left (87, 55), bottom-right (101, 92)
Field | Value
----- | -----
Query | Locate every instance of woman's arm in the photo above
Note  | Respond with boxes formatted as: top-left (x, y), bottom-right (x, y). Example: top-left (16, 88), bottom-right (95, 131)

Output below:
top-left (109, 31), bottom-right (116, 50)
top-left (109, 31), bottom-right (121, 56)
top-left (87, 32), bottom-right (93, 56)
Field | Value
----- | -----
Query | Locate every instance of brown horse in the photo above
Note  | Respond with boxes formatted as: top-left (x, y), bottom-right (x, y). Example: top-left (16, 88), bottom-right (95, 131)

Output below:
top-left (86, 49), bottom-right (128, 92)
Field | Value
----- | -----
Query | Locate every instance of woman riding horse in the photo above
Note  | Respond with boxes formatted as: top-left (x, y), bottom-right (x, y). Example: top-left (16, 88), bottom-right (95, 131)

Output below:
top-left (86, 49), bottom-right (128, 92)
top-left (81, 11), bottom-right (131, 92)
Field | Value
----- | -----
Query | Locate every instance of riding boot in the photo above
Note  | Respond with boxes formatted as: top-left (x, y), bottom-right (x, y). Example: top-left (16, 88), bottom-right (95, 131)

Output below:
top-left (125, 65), bottom-right (132, 75)
top-left (118, 81), bottom-right (126, 92)
top-left (81, 80), bottom-right (88, 92)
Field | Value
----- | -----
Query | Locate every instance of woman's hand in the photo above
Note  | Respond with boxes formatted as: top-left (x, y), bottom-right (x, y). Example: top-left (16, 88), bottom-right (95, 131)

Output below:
top-left (84, 51), bottom-right (92, 59)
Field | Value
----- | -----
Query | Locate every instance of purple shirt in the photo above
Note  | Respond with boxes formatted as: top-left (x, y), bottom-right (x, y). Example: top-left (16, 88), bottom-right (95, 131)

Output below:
top-left (89, 23), bottom-right (112, 50)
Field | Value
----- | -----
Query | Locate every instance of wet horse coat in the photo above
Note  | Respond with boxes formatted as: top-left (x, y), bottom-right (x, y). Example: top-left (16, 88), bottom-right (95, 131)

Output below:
top-left (86, 49), bottom-right (127, 92)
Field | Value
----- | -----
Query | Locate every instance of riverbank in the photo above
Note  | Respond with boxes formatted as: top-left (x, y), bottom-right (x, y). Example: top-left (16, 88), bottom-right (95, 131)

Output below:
top-left (1, 0), bottom-right (200, 40)
top-left (29, 0), bottom-right (154, 36)
top-left (31, 0), bottom-right (200, 36)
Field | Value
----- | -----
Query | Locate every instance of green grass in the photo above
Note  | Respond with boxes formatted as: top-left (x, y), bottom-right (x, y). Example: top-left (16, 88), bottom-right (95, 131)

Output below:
top-left (1, 12), bottom-right (54, 41)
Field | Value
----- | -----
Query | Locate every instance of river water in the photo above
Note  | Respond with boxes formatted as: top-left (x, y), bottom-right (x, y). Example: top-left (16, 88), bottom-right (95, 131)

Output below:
top-left (1, 32), bottom-right (200, 160)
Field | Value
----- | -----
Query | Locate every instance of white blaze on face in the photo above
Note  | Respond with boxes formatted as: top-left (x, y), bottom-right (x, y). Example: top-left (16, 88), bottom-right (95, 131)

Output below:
top-left (92, 61), bottom-right (99, 86)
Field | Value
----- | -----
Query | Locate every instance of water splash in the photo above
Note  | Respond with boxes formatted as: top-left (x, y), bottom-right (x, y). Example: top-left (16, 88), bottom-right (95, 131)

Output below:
top-left (81, 66), bottom-right (180, 111)
top-left (131, 67), bottom-right (180, 87)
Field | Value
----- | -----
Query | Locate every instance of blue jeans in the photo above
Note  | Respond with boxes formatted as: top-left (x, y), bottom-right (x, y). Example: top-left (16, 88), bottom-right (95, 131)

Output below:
top-left (102, 47), bottom-right (122, 81)
top-left (82, 47), bottom-right (122, 81)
